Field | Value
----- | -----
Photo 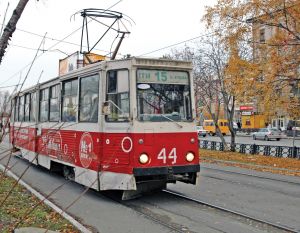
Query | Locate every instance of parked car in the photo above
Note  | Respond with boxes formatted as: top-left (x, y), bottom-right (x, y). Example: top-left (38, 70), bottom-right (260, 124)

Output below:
top-left (197, 126), bottom-right (208, 137)
top-left (252, 128), bottom-right (284, 141)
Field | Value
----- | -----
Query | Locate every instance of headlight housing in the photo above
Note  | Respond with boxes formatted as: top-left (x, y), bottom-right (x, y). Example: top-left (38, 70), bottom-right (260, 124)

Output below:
top-left (186, 152), bottom-right (195, 162)
top-left (139, 153), bottom-right (149, 164)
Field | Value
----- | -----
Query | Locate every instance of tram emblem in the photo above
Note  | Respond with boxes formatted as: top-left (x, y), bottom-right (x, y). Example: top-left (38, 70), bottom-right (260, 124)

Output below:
top-left (79, 133), bottom-right (94, 168)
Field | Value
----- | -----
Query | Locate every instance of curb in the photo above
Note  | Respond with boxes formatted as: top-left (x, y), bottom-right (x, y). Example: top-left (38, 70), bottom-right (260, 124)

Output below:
top-left (14, 227), bottom-right (58, 233)
top-left (0, 154), bottom-right (92, 233)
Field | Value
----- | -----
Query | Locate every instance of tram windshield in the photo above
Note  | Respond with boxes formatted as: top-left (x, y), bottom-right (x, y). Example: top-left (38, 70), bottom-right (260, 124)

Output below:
top-left (137, 69), bottom-right (192, 122)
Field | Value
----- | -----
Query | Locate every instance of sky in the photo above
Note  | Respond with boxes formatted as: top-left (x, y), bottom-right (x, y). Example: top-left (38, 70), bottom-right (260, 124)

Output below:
top-left (0, 0), bottom-right (216, 92)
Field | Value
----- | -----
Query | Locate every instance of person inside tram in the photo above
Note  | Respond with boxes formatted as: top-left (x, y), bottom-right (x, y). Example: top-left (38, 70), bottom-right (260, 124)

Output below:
top-left (63, 98), bottom-right (76, 122)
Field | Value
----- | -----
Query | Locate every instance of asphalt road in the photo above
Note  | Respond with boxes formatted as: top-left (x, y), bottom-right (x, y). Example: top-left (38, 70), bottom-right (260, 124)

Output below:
top-left (169, 163), bottom-right (300, 232)
top-left (1, 142), bottom-right (299, 233)
top-left (200, 135), bottom-right (300, 147)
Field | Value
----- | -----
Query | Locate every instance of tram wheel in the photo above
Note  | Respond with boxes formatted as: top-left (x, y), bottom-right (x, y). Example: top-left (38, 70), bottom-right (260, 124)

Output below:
top-left (63, 165), bottom-right (75, 180)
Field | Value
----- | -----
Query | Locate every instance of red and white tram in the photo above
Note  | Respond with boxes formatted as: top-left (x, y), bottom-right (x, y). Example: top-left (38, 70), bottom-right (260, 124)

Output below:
top-left (10, 57), bottom-right (200, 199)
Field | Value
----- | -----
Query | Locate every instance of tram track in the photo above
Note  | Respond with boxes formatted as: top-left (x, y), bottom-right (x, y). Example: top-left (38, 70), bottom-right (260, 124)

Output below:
top-left (100, 188), bottom-right (299, 233)
top-left (100, 191), bottom-right (190, 233)
top-left (1, 154), bottom-right (298, 233)
top-left (163, 189), bottom-right (299, 233)
top-left (202, 165), bottom-right (300, 186)
top-left (1, 140), bottom-right (298, 233)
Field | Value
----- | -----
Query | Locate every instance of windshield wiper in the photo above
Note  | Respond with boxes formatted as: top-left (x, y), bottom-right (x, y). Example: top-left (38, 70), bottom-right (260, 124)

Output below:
top-left (160, 114), bottom-right (183, 128)
top-left (105, 100), bottom-right (129, 119)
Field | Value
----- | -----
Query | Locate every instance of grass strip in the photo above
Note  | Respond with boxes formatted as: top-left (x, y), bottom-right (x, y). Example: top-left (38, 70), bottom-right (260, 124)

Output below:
top-left (200, 149), bottom-right (300, 176)
top-left (0, 171), bottom-right (80, 233)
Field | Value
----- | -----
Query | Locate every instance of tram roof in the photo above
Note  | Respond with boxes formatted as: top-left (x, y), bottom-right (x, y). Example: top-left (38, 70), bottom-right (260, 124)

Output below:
top-left (13, 57), bottom-right (193, 96)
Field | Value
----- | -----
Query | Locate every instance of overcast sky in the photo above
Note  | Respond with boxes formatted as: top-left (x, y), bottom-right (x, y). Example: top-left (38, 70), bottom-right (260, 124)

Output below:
top-left (0, 0), bottom-right (215, 91)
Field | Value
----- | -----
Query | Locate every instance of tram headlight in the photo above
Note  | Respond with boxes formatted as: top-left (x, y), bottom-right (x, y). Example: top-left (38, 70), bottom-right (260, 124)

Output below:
top-left (186, 152), bottom-right (195, 162)
top-left (139, 153), bottom-right (149, 164)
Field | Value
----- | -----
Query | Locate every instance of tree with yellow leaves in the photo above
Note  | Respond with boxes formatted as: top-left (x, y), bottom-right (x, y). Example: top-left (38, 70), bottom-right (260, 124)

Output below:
top-left (203, 0), bottom-right (300, 123)
top-left (164, 43), bottom-right (231, 148)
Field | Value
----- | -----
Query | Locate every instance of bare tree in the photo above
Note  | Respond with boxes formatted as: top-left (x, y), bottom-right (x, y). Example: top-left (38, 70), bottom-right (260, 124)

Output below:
top-left (0, 0), bottom-right (30, 64)
top-left (193, 36), bottom-right (231, 148)
top-left (164, 43), bottom-right (232, 148)
top-left (0, 90), bottom-right (11, 114)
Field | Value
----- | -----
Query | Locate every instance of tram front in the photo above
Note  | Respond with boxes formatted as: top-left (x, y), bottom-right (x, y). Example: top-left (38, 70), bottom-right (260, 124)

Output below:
top-left (127, 58), bottom-right (200, 198)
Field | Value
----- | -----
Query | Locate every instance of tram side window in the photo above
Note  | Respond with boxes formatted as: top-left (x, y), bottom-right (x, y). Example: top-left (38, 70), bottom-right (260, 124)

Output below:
top-left (79, 75), bottom-right (99, 122)
top-left (39, 88), bottom-right (49, 122)
top-left (19, 96), bottom-right (25, 122)
top-left (14, 97), bottom-right (19, 122)
top-left (11, 98), bottom-right (15, 122)
top-left (24, 93), bottom-right (30, 122)
top-left (30, 92), bottom-right (36, 122)
top-left (62, 79), bottom-right (78, 122)
top-left (50, 85), bottom-right (60, 121)
top-left (106, 70), bottom-right (129, 122)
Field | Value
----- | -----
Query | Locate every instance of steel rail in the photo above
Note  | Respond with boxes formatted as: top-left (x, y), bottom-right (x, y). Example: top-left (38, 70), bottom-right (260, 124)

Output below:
top-left (163, 189), bottom-right (299, 233)
top-left (202, 165), bottom-right (300, 185)
top-left (100, 192), bottom-right (187, 233)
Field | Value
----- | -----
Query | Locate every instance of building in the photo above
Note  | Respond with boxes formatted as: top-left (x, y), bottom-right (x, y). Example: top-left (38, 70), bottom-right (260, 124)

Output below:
top-left (248, 4), bottom-right (300, 130)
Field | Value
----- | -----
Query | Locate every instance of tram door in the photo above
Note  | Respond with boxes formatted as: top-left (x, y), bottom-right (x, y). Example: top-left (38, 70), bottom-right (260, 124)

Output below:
top-left (101, 69), bottom-right (131, 166)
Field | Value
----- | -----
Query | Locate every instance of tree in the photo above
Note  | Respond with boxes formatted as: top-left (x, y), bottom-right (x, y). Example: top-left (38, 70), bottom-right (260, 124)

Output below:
top-left (0, 90), bottom-right (11, 142)
top-left (164, 41), bottom-right (241, 150)
top-left (204, 0), bottom-right (300, 120)
top-left (0, 90), bottom-right (11, 114)
top-left (194, 35), bottom-right (252, 150)
top-left (0, 0), bottom-right (30, 64)
top-left (193, 37), bottom-right (229, 147)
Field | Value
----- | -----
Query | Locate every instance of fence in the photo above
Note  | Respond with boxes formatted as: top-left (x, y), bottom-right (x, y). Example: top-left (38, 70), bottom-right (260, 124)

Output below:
top-left (199, 140), bottom-right (300, 159)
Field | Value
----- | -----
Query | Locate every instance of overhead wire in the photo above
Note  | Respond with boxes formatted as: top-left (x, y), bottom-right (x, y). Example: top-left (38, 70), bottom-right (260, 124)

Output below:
top-left (0, 0), bottom-right (219, 90)
top-left (0, 10), bottom-right (125, 215)
top-left (0, 0), bottom-right (125, 49)
top-left (0, 31), bottom-right (217, 88)
top-left (3, 43), bottom-right (104, 56)
top-left (0, 0), bottom-right (125, 87)
top-left (1, 1), bottom-right (219, 222)
top-left (0, 24), bottom-right (111, 54)
top-left (0, 26), bottom-right (82, 87)
top-left (137, 32), bottom-right (216, 57)
top-left (106, 0), bottom-right (123, 11)
top-left (0, 84), bottom-right (21, 89)
top-left (0, 2), bottom-right (9, 36)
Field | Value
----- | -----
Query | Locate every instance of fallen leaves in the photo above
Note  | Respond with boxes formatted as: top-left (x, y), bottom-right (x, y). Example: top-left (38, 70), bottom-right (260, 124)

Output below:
top-left (0, 172), bottom-right (80, 233)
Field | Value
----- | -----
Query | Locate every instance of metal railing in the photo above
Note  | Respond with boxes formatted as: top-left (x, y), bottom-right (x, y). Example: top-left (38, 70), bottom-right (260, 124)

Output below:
top-left (199, 140), bottom-right (300, 159)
